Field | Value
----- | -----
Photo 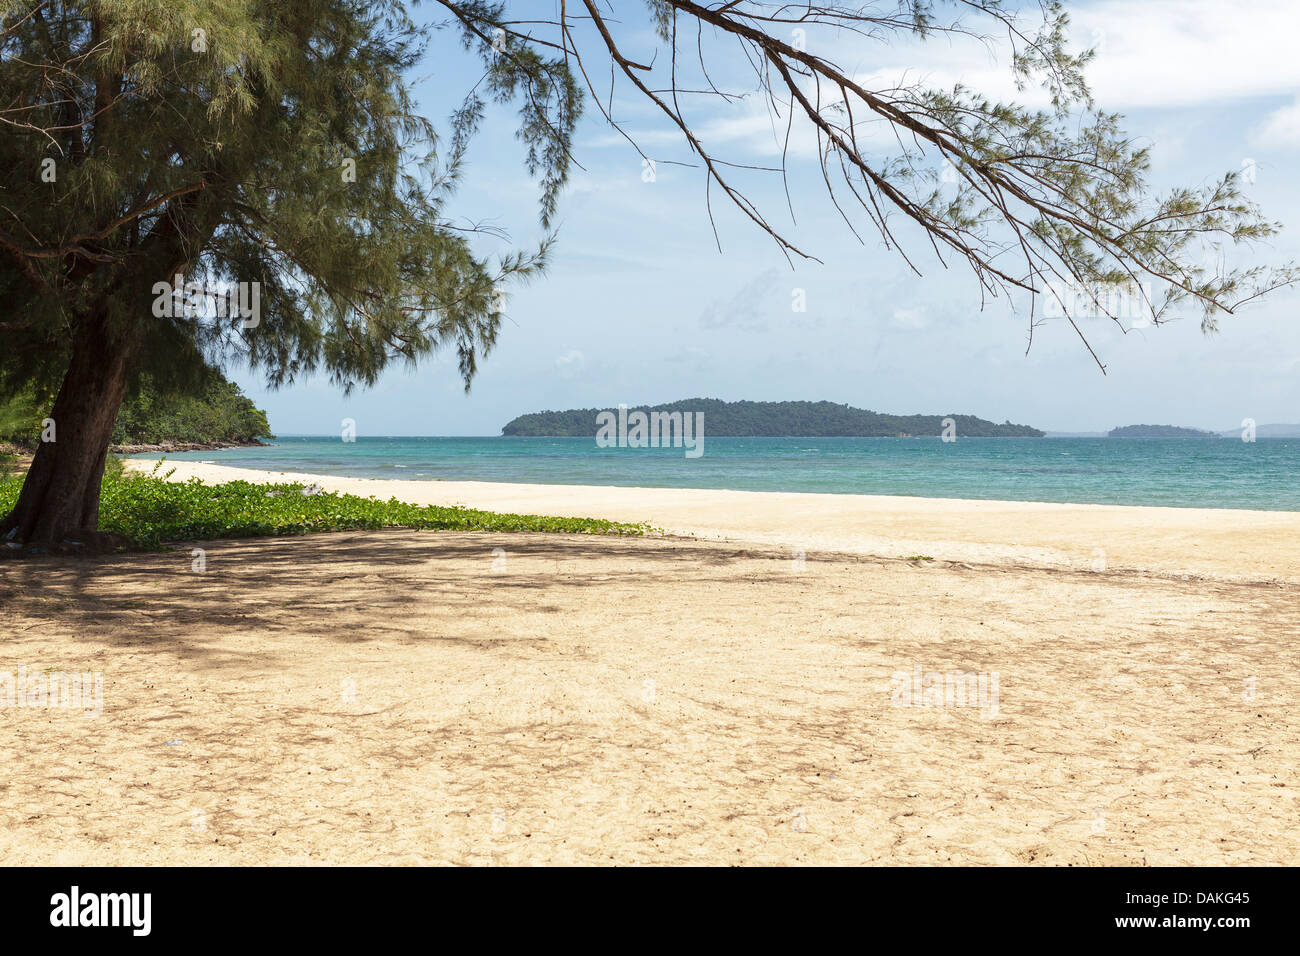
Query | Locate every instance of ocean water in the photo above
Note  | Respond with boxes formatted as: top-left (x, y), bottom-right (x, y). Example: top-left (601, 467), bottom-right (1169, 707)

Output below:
top-left (130, 435), bottom-right (1300, 511)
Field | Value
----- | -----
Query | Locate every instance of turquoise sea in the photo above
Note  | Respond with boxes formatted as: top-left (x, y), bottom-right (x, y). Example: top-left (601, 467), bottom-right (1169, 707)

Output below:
top-left (131, 435), bottom-right (1300, 511)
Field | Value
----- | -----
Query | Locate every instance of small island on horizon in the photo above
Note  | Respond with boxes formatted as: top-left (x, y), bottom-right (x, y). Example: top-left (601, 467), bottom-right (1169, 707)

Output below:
top-left (502, 399), bottom-right (1045, 438)
top-left (1108, 424), bottom-right (1220, 438)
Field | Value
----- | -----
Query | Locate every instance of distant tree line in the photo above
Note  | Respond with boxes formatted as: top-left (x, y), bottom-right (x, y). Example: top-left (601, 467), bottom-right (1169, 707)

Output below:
top-left (1107, 424), bottom-right (1218, 438)
top-left (2, 371), bottom-right (272, 449)
top-left (503, 399), bottom-right (1044, 438)
top-left (110, 375), bottom-right (273, 446)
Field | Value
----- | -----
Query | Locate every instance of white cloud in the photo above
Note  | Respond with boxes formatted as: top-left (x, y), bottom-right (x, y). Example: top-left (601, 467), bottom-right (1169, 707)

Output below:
top-left (584, 0), bottom-right (1300, 165)
top-left (554, 349), bottom-right (586, 379)
top-left (1073, 0), bottom-right (1300, 107)
top-left (1254, 96), bottom-right (1300, 148)
top-left (891, 306), bottom-right (931, 330)
top-left (825, 0), bottom-right (1300, 111)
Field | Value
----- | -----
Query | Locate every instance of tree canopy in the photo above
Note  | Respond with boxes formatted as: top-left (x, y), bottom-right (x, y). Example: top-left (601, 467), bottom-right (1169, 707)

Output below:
top-left (0, 0), bottom-right (579, 401)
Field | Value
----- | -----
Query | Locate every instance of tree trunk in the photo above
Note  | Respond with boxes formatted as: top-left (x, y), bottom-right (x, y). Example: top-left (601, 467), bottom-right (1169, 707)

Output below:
top-left (1, 315), bottom-right (133, 552)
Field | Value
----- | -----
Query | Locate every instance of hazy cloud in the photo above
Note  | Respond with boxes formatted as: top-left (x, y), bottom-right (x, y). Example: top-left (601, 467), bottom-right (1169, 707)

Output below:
top-left (554, 349), bottom-right (586, 379)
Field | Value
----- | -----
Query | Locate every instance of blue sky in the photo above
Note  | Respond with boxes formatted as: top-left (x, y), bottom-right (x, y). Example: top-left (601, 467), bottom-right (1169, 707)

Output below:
top-left (233, 0), bottom-right (1300, 436)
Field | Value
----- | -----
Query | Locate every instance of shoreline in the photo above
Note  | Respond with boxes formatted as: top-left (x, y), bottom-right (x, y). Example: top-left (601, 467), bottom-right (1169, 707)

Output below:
top-left (123, 459), bottom-right (1300, 584)
top-left (110, 439), bottom-right (269, 455)
top-left (122, 436), bottom-right (1300, 513)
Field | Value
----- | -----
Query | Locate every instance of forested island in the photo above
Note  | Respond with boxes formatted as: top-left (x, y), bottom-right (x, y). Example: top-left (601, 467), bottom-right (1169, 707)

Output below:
top-left (110, 375), bottom-right (273, 450)
top-left (503, 399), bottom-right (1044, 437)
top-left (1, 370), bottom-right (273, 458)
top-left (1108, 424), bottom-right (1219, 438)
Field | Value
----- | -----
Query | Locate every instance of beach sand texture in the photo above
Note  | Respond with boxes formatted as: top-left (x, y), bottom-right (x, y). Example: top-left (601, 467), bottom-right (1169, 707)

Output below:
top-left (128, 461), bottom-right (1300, 583)
top-left (0, 462), bottom-right (1295, 864)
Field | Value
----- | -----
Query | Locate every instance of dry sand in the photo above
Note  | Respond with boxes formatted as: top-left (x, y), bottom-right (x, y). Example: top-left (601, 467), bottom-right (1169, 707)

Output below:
top-left (0, 463), bottom-right (1296, 865)
top-left (126, 460), bottom-right (1300, 584)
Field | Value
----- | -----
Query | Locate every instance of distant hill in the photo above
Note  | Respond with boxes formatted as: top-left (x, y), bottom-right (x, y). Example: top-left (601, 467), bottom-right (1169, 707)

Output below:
top-left (502, 399), bottom-right (1044, 437)
top-left (1108, 424), bottom-right (1218, 438)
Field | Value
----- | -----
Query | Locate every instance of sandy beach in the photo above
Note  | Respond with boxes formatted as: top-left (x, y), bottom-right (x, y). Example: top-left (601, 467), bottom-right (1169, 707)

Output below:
top-left (125, 460), bottom-right (1300, 584)
top-left (1, 462), bottom-right (1297, 865)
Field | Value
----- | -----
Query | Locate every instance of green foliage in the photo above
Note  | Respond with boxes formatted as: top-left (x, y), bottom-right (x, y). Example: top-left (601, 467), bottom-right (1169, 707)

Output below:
top-left (112, 374), bottom-right (273, 445)
top-left (0, 390), bottom-right (44, 444)
top-left (0, 469), bottom-right (648, 549)
top-left (1, 369), bottom-right (272, 447)
top-left (0, 0), bottom-right (581, 398)
top-left (503, 399), bottom-right (1044, 438)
